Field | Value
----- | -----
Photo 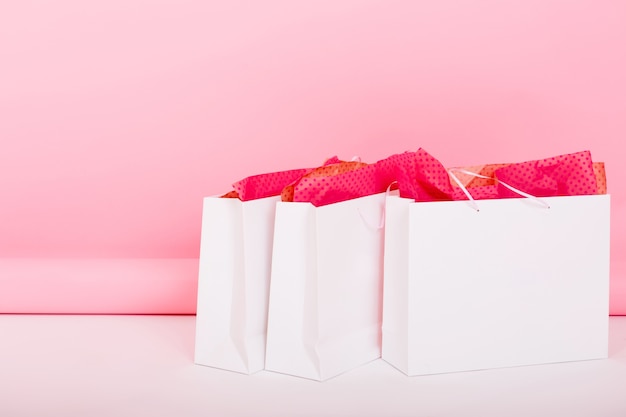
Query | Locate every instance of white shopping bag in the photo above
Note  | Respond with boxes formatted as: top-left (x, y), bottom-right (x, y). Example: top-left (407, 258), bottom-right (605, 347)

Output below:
top-left (194, 195), bottom-right (279, 374)
top-left (382, 192), bottom-right (611, 376)
top-left (265, 192), bottom-right (386, 381)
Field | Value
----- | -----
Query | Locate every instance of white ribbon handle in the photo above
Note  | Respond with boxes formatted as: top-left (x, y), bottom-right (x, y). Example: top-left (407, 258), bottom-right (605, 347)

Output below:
top-left (448, 168), bottom-right (550, 211)
top-left (357, 181), bottom-right (397, 230)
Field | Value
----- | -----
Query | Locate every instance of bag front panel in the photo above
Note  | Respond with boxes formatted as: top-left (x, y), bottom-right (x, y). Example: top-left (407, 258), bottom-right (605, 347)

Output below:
top-left (403, 195), bottom-right (610, 375)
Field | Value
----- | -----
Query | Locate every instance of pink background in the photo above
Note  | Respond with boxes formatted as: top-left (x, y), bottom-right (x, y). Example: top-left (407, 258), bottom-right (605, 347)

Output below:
top-left (1, 1), bottom-right (625, 313)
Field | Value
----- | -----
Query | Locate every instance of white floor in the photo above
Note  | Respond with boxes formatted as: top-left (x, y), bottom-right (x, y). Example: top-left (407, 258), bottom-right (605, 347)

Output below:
top-left (1, 315), bottom-right (625, 417)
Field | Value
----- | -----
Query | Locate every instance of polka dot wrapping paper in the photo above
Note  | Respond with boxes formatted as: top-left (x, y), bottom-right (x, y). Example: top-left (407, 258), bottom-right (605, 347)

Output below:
top-left (221, 156), bottom-right (342, 201)
top-left (392, 149), bottom-right (457, 202)
top-left (282, 150), bottom-right (444, 207)
top-left (222, 149), bottom-right (605, 206)
top-left (494, 150), bottom-right (601, 198)
top-left (281, 160), bottom-right (371, 204)
top-left (222, 169), bottom-right (310, 200)
top-left (396, 150), bottom-right (605, 202)
top-left (452, 159), bottom-right (606, 198)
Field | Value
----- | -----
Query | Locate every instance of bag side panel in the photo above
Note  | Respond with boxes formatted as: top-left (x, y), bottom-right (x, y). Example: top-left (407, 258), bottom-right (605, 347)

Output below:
top-left (194, 197), bottom-right (249, 373)
top-left (239, 196), bottom-right (281, 373)
top-left (382, 195), bottom-right (412, 374)
top-left (265, 202), bottom-right (321, 380)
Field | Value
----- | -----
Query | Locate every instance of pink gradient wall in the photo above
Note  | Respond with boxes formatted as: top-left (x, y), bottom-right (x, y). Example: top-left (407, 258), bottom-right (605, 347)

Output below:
top-left (1, 1), bottom-right (625, 313)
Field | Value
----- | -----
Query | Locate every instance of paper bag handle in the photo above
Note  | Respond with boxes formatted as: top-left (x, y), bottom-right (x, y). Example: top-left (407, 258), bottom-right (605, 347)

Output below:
top-left (356, 181), bottom-right (397, 230)
top-left (448, 168), bottom-right (551, 211)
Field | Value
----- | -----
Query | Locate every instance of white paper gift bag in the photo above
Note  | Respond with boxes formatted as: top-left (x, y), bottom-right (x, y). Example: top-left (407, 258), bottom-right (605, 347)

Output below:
top-left (264, 192), bottom-right (386, 381)
top-left (382, 192), bottom-right (611, 376)
top-left (194, 195), bottom-right (279, 374)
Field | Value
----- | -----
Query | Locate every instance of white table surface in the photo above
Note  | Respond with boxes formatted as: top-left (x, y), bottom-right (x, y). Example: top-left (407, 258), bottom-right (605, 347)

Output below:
top-left (1, 315), bottom-right (625, 417)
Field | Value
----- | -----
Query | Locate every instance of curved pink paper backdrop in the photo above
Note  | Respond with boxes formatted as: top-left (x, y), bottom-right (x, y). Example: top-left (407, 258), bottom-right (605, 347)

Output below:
top-left (1, 1), bottom-right (625, 313)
